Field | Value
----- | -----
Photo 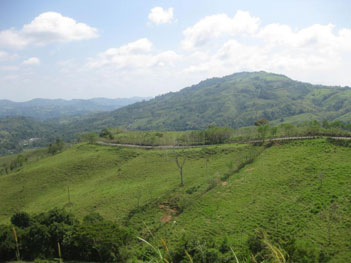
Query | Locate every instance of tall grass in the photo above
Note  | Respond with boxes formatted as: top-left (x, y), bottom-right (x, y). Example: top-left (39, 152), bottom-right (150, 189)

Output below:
top-left (12, 226), bottom-right (20, 261)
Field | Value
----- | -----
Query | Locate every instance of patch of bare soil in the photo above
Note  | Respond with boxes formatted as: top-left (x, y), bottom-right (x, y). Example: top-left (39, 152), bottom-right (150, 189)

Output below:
top-left (159, 203), bottom-right (178, 214)
top-left (161, 214), bottom-right (172, 223)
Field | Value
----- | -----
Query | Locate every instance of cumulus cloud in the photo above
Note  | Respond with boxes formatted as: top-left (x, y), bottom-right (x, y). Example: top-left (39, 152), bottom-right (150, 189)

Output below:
top-left (80, 11), bottom-right (351, 98)
top-left (178, 10), bottom-right (351, 87)
top-left (182, 10), bottom-right (260, 50)
top-left (148, 7), bottom-right (174, 25)
top-left (0, 12), bottom-right (98, 48)
top-left (22, 57), bottom-right (40, 65)
top-left (86, 38), bottom-right (181, 70)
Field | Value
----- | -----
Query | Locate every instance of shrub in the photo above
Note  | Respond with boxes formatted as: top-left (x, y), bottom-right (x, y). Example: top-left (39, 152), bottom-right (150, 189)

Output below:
top-left (11, 212), bottom-right (31, 228)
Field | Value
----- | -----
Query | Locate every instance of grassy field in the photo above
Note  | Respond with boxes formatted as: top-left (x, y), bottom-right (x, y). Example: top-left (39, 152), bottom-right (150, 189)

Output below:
top-left (1, 139), bottom-right (351, 261)
top-left (0, 142), bottom-right (257, 223)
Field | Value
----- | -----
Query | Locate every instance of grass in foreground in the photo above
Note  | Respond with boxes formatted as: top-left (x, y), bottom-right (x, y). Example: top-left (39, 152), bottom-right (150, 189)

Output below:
top-left (1, 139), bottom-right (351, 262)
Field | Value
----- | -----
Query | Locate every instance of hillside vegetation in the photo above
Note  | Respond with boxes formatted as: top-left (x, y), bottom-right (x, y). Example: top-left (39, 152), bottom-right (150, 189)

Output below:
top-left (2, 71), bottom-right (351, 155)
top-left (66, 71), bottom-right (351, 131)
top-left (1, 139), bottom-right (351, 262)
top-left (0, 117), bottom-right (69, 155)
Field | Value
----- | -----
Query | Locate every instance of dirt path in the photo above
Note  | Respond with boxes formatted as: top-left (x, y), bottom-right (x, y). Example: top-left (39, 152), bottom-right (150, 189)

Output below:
top-left (96, 135), bottom-right (351, 149)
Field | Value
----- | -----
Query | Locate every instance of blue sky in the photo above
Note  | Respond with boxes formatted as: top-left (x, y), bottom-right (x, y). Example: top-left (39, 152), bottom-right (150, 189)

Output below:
top-left (1, 0), bottom-right (351, 101)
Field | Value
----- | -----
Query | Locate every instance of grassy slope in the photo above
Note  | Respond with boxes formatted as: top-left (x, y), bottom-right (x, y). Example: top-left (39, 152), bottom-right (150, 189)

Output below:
top-left (1, 139), bottom-right (351, 261)
top-left (139, 139), bottom-right (351, 262)
top-left (0, 143), bottom-right (253, 223)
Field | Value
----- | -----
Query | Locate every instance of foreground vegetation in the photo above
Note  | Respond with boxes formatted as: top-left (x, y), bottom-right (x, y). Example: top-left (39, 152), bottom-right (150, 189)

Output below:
top-left (1, 137), bottom-right (351, 262)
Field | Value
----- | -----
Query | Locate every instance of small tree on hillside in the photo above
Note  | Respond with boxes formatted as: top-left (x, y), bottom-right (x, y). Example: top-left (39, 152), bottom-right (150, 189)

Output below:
top-left (48, 139), bottom-right (65, 155)
top-left (80, 132), bottom-right (98, 144)
top-left (280, 123), bottom-right (296, 137)
top-left (175, 153), bottom-right (187, 186)
top-left (258, 124), bottom-right (270, 142)
top-left (270, 126), bottom-right (278, 137)
top-left (99, 128), bottom-right (113, 139)
top-left (254, 118), bottom-right (269, 127)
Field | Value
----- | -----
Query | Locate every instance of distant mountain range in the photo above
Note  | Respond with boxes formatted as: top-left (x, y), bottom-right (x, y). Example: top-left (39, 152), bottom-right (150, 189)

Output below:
top-left (0, 97), bottom-right (150, 121)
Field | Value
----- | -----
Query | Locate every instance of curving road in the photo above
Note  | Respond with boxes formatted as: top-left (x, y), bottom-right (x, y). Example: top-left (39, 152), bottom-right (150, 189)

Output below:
top-left (96, 135), bottom-right (351, 149)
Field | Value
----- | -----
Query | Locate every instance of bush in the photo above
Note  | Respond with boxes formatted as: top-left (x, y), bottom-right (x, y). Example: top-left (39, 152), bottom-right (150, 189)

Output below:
top-left (48, 139), bottom-right (65, 155)
top-left (63, 221), bottom-right (132, 262)
top-left (1, 209), bottom-right (133, 262)
top-left (11, 212), bottom-right (31, 228)
top-left (0, 225), bottom-right (16, 261)
top-left (99, 128), bottom-right (114, 139)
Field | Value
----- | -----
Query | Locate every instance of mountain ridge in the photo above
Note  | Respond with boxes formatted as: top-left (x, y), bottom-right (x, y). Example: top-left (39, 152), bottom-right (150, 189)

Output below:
top-left (65, 71), bottom-right (351, 131)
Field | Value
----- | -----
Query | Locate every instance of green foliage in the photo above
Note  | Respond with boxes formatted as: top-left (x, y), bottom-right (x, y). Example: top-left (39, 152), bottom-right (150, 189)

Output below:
top-left (255, 118), bottom-right (269, 126)
top-left (83, 212), bottom-right (104, 224)
top-left (11, 212), bottom-right (31, 228)
top-left (63, 221), bottom-right (132, 262)
top-left (0, 117), bottom-right (67, 155)
top-left (79, 132), bottom-right (98, 144)
top-left (257, 124), bottom-right (270, 140)
top-left (48, 139), bottom-right (65, 155)
top-left (326, 137), bottom-right (351, 147)
top-left (0, 209), bottom-right (133, 262)
top-left (99, 128), bottom-right (114, 139)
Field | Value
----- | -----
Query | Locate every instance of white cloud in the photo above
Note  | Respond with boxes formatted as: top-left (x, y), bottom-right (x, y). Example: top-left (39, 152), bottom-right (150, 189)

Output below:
top-left (80, 11), bottom-right (351, 98)
top-left (4, 10), bottom-right (351, 100)
top-left (182, 10), bottom-right (260, 50)
top-left (148, 7), bottom-right (174, 25)
top-left (178, 10), bottom-right (351, 87)
top-left (0, 12), bottom-right (98, 49)
top-left (86, 38), bottom-right (181, 70)
top-left (22, 57), bottom-right (40, 65)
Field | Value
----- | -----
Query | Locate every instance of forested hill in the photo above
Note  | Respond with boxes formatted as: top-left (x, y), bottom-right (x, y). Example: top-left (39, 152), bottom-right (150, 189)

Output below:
top-left (0, 97), bottom-right (149, 121)
top-left (68, 71), bottom-right (351, 131)
top-left (0, 117), bottom-right (67, 155)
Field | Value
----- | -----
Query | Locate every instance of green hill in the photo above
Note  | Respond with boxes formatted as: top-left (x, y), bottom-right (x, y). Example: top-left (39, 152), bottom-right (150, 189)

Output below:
top-left (1, 139), bottom-right (351, 261)
top-left (0, 117), bottom-right (68, 155)
top-left (66, 71), bottom-right (351, 131)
